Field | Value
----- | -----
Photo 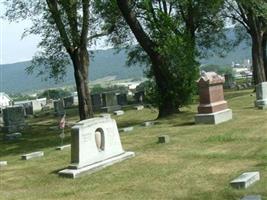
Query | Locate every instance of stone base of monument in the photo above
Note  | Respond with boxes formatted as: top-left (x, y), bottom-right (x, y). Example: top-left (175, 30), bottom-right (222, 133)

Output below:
top-left (195, 109), bottom-right (232, 125)
top-left (101, 105), bottom-right (122, 113)
top-left (59, 151), bottom-right (135, 178)
top-left (255, 99), bottom-right (267, 109)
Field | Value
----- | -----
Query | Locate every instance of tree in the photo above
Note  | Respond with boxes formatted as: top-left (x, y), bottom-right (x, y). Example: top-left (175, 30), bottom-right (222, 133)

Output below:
top-left (4, 0), bottom-right (95, 120)
top-left (224, 0), bottom-right (267, 84)
top-left (94, 0), bottom-right (225, 118)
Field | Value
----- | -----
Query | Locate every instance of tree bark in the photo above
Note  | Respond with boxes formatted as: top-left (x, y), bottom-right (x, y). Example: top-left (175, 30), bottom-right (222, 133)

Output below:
top-left (71, 47), bottom-right (94, 120)
top-left (116, 0), bottom-right (178, 118)
top-left (251, 33), bottom-right (266, 85)
top-left (262, 33), bottom-right (267, 79)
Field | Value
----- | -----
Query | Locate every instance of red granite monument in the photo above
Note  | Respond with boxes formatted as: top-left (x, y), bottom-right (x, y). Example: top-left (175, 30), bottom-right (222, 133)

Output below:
top-left (195, 72), bottom-right (232, 124)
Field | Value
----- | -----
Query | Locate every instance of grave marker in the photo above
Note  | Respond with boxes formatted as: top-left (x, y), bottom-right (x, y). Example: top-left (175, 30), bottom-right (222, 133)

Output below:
top-left (59, 117), bottom-right (135, 178)
top-left (21, 151), bottom-right (44, 160)
top-left (230, 172), bottom-right (260, 189)
top-left (195, 72), bottom-right (232, 124)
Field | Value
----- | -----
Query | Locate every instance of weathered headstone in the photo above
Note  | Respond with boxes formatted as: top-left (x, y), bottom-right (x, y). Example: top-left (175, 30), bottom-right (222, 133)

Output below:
top-left (195, 72), bottom-right (232, 124)
top-left (158, 135), bottom-right (170, 143)
top-left (54, 100), bottom-right (65, 116)
top-left (3, 107), bottom-right (25, 133)
top-left (116, 93), bottom-right (128, 106)
top-left (56, 144), bottom-right (71, 151)
top-left (91, 93), bottom-right (103, 112)
top-left (59, 117), bottom-right (135, 178)
top-left (241, 195), bottom-right (261, 200)
top-left (255, 82), bottom-right (267, 109)
top-left (114, 110), bottom-right (124, 116)
top-left (101, 92), bottom-right (121, 112)
top-left (21, 151), bottom-right (44, 160)
top-left (230, 172), bottom-right (260, 189)
top-left (63, 96), bottom-right (74, 108)
top-left (0, 161), bottom-right (7, 167)
top-left (134, 91), bottom-right (145, 103)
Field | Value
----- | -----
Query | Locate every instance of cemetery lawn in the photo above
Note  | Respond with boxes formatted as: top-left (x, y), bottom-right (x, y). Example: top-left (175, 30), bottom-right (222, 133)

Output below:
top-left (1, 89), bottom-right (267, 200)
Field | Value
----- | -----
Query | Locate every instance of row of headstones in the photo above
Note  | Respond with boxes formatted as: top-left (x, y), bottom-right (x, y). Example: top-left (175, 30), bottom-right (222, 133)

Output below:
top-left (224, 74), bottom-right (254, 90)
top-left (91, 91), bottom-right (145, 113)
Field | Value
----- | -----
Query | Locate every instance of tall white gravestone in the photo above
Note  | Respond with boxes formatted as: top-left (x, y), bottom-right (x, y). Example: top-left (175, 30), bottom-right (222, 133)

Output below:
top-left (59, 117), bottom-right (135, 178)
top-left (255, 82), bottom-right (267, 109)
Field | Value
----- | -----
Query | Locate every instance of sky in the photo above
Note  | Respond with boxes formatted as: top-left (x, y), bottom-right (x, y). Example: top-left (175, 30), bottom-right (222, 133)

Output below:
top-left (0, 2), bottom-right (109, 65)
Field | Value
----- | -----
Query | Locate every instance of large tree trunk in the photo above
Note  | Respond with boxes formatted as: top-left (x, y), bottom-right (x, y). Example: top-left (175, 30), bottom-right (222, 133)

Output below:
top-left (262, 33), bottom-right (267, 79)
top-left (116, 0), bottom-right (178, 118)
top-left (71, 47), bottom-right (94, 120)
top-left (151, 57), bottom-right (178, 118)
top-left (251, 33), bottom-right (266, 85)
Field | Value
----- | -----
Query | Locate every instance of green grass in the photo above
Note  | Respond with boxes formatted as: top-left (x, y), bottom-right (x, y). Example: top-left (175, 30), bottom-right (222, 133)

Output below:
top-left (1, 89), bottom-right (267, 200)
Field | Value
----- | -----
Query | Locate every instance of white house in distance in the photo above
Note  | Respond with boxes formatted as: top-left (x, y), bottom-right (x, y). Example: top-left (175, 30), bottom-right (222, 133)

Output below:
top-left (0, 93), bottom-right (12, 108)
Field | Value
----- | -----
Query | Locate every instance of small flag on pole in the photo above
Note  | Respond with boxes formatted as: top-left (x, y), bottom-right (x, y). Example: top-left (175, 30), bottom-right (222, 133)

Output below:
top-left (59, 114), bottom-right (66, 129)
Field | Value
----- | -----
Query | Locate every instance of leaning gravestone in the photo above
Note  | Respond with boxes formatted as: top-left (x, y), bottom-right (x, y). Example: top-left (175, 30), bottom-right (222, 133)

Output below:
top-left (195, 72), bottom-right (232, 124)
top-left (255, 82), bottom-right (267, 109)
top-left (2, 107), bottom-right (25, 133)
top-left (101, 92), bottom-right (121, 112)
top-left (59, 117), bottom-right (135, 178)
top-left (230, 171), bottom-right (260, 189)
top-left (54, 100), bottom-right (65, 116)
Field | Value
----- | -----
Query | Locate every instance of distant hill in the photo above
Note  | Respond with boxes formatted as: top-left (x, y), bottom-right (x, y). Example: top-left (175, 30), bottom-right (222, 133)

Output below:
top-left (0, 39), bottom-right (251, 94)
top-left (0, 48), bottom-right (144, 94)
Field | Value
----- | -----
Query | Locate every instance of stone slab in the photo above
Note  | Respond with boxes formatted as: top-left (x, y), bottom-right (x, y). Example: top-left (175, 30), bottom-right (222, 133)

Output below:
top-left (195, 109), bottom-right (232, 125)
top-left (21, 151), bottom-right (44, 160)
top-left (135, 105), bottom-right (144, 110)
top-left (59, 151), bottom-right (135, 178)
top-left (99, 113), bottom-right (111, 118)
top-left (114, 110), bottom-right (124, 116)
top-left (56, 144), bottom-right (71, 150)
top-left (4, 132), bottom-right (22, 141)
top-left (0, 161), bottom-right (7, 167)
top-left (144, 121), bottom-right (155, 127)
top-left (230, 171), bottom-right (260, 189)
top-left (241, 195), bottom-right (261, 200)
top-left (120, 127), bottom-right (134, 132)
top-left (158, 135), bottom-right (170, 143)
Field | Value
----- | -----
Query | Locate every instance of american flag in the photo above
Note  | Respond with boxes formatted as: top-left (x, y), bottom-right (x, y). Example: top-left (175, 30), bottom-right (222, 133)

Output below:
top-left (59, 114), bottom-right (66, 129)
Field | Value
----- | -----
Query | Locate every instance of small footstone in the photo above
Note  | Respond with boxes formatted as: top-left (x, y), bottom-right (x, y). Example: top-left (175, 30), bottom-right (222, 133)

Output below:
top-left (120, 127), bottom-right (134, 133)
top-left (230, 172), bottom-right (260, 189)
top-left (114, 110), bottom-right (124, 116)
top-left (0, 161), bottom-right (7, 167)
top-left (135, 105), bottom-right (144, 110)
top-left (158, 135), bottom-right (170, 144)
top-left (241, 195), bottom-right (261, 200)
top-left (144, 121), bottom-right (155, 127)
top-left (21, 151), bottom-right (44, 160)
top-left (100, 113), bottom-right (111, 118)
top-left (56, 144), bottom-right (71, 150)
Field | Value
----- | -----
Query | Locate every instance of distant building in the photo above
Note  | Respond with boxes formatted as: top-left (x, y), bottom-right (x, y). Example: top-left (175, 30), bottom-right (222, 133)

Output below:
top-left (0, 93), bottom-right (12, 108)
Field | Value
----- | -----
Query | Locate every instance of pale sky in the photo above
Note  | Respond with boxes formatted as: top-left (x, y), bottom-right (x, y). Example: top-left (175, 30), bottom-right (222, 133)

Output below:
top-left (0, 2), bottom-right (109, 65)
